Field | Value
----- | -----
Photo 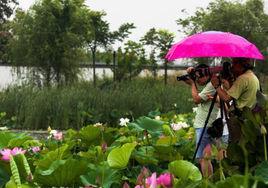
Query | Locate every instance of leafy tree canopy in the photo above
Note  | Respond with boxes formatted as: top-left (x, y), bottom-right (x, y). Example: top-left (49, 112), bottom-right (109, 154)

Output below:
top-left (176, 0), bottom-right (268, 73)
top-left (0, 0), bottom-right (18, 23)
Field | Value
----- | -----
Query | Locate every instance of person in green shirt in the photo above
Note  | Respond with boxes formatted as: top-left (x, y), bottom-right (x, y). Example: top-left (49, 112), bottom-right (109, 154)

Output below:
top-left (211, 57), bottom-right (260, 143)
top-left (211, 57), bottom-right (260, 110)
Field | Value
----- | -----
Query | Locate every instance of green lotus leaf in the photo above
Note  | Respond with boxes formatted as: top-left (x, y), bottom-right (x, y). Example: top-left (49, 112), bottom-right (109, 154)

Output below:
top-left (128, 116), bottom-right (163, 136)
top-left (107, 143), bottom-right (136, 169)
top-left (133, 146), bottom-right (158, 165)
top-left (0, 132), bottom-right (18, 149)
top-left (255, 161), bottom-right (268, 184)
top-left (8, 135), bottom-right (34, 148)
top-left (80, 162), bottom-right (120, 188)
top-left (215, 174), bottom-right (252, 188)
top-left (79, 125), bottom-right (101, 144)
top-left (34, 144), bottom-right (70, 168)
top-left (168, 160), bottom-right (202, 181)
top-left (34, 158), bottom-right (87, 187)
top-left (156, 136), bottom-right (177, 146)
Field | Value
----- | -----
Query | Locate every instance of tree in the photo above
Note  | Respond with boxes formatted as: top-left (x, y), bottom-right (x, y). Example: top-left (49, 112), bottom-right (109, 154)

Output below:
top-left (9, 0), bottom-right (89, 86)
top-left (0, 0), bottom-right (18, 23)
top-left (141, 28), bottom-right (175, 82)
top-left (115, 40), bottom-right (147, 81)
top-left (84, 10), bottom-right (135, 86)
top-left (176, 0), bottom-right (268, 74)
top-left (0, 0), bottom-right (18, 64)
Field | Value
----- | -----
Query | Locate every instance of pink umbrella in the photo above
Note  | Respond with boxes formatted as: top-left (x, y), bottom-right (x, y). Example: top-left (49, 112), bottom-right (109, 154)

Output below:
top-left (165, 31), bottom-right (264, 61)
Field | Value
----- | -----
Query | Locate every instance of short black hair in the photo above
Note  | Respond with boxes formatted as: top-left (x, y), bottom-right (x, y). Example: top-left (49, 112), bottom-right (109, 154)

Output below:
top-left (195, 63), bottom-right (209, 69)
top-left (232, 58), bottom-right (253, 70)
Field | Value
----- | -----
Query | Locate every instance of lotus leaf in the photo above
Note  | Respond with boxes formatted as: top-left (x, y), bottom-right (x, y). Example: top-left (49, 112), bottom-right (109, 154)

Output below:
top-left (0, 132), bottom-right (18, 149)
top-left (80, 162), bottom-right (120, 188)
top-left (128, 116), bottom-right (163, 136)
top-left (34, 158), bottom-right (87, 187)
top-left (79, 125), bottom-right (101, 144)
top-left (168, 160), bottom-right (202, 181)
top-left (133, 146), bottom-right (158, 165)
top-left (255, 161), bottom-right (268, 184)
top-left (107, 143), bottom-right (136, 169)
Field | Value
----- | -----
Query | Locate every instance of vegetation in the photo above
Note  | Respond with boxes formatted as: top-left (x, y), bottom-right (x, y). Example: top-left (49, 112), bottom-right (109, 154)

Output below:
top-left (176, 0), bottom-right (268, 74)
top-left (0, 103), bottom-right (267, 187)
top-left (0, 78), bottom-right (192, 130)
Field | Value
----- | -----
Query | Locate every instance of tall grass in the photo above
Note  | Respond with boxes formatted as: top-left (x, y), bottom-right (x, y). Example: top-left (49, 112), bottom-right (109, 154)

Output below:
top-left (0, 77), bottom-right (193, 129)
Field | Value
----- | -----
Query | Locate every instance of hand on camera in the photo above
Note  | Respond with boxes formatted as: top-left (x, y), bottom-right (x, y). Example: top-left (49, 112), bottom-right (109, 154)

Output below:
top-left (211, 74), bottom-right (220, 88)
top-left (186, 67), bottom-right (195, 74)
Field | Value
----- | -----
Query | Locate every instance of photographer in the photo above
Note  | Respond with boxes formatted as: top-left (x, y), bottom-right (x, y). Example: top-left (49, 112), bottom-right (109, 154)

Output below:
top-left (183, 64), bottom-right (219, 177)
top-left (211, 57), bottom-right (260, 142)
top-left (211, 58), bottom-right (259, 110)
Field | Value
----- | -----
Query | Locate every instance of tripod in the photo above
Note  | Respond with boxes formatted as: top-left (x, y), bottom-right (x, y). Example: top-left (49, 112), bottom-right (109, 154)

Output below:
top-left (192, 91), bottom-right (219, 162)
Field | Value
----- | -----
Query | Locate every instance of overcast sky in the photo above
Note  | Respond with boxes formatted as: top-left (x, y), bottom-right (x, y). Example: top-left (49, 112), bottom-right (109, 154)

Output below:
top-left (18, 0), bottom-right (268, 42)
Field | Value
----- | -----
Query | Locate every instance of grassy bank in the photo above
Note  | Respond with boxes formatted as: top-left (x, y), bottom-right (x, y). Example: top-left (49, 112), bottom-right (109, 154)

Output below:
top-left (0, 78), bottom-right (193, 130)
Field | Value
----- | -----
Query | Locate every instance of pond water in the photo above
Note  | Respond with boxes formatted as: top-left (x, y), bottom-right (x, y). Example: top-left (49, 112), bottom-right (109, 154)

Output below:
top-left (0, 66), bottom-right (185, 90)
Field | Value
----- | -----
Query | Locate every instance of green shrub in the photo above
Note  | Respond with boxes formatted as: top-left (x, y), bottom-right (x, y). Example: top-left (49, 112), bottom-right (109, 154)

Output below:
top-left (0, 78), bottom-right (193, 129)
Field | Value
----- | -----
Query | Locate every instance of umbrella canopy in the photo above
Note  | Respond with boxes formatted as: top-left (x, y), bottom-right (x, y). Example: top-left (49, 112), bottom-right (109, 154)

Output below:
top-left (165, 31), bottom-right (264, 61)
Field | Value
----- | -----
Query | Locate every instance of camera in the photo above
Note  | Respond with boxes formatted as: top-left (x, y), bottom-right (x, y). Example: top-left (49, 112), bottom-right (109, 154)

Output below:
top-left (177, 61), bottom-right (233, 82)
top-left (177, 71), bottom-right (196, 81)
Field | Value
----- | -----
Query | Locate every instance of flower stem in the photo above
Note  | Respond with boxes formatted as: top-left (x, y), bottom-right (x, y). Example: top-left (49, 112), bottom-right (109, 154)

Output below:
top-left (263, 134), bottom-right (267, 161)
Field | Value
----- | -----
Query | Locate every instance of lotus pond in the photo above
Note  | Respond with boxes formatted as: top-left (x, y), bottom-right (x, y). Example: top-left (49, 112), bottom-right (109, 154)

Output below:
top-left (0, 111), bottom-right (268, 188)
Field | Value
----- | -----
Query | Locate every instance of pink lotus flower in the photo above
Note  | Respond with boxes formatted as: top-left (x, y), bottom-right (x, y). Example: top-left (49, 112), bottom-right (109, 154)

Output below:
top-left (53, 131), bottom-right (63, 141)
top-left (0, 148), bottom-right (12, 161)
top-left (146, 172), bottom-right (157, 188)
top-left (157, 173), bottom-right (173, 187)
top-left (31, 146), bottom-right (40, 153)
top-left (11, 147), bottom-right (26, 156)
top-left (134, 186), bottom-right (144, 188)
top-left (0, 147), bottom-right (26, 161)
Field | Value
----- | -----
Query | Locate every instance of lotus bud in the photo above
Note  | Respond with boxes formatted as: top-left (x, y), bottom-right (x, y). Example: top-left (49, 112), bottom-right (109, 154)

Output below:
top-left (261, 124), bottom-right (267, 135)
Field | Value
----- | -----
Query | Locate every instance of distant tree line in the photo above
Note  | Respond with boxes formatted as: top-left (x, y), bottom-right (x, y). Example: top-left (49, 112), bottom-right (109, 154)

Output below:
top-left (0, 0), bottom-right (267, 87)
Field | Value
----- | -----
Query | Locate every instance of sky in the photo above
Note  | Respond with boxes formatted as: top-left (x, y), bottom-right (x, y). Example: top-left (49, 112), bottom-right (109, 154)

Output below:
top-left (18, 0), bottom-right (268, 43)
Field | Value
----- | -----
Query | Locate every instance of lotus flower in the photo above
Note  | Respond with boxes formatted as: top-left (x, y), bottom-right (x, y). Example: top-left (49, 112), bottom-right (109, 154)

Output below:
top-left (31, 146), bottom-right (40, 153)
top-left (53, 131), bottom-right (63, 141)
top-left (119, 118), bottom-right (130, 127)
top-left (0, 147), bottom-right (26, 161)
top-left (157, 173), bottom-right (173, 187)
top-left (0, 148), bottom-right (12, 161)
top-left (146, 172), bottom-right (157, 188)
top-left (11, 147), bottom-right (26, 156)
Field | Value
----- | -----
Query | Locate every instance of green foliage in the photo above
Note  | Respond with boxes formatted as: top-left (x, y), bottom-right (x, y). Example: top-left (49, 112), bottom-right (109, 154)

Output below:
top-left (0, 132), bottom-right (35, 149)
top-left (255, 161), bottom-right (268, 184)
top-left (79, 125), bottom-right (101, 145)
top-left (107, 142), bottom-right (136, 169)
top-left (80, 162), bottom-right (121, 188)
top-left (128, 116), bottom-right (164, 137)
top-left (133, 146), bottom-right (159, 165)
top-left (168, 160), bottom-right (202, 182)
top-left (34, 158), bottom-right (87, 187)
top-left (0, 78), bottom-right (192, 129)
top-left (9, 0), bottom-right (89, 85)
top-left (10, 155), bottom-right (21, 187)
top-left (176, 0), bottom-right (268, 74)
top-left (0, 0), bottom-right (18, 23)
